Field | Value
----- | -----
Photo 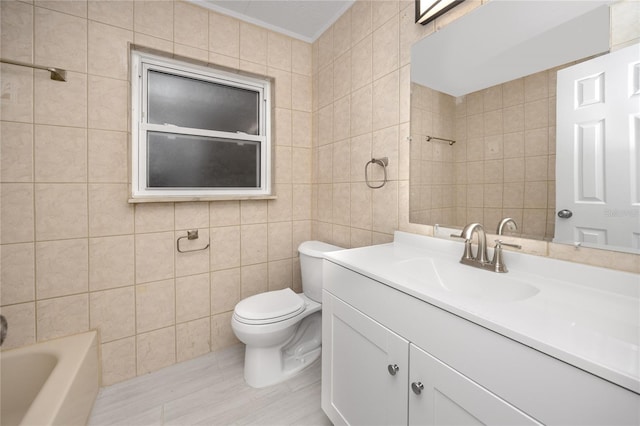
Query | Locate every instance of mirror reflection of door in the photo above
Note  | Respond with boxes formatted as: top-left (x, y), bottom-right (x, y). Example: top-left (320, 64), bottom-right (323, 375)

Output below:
top-left (555, 43), bottom-right (640, 251)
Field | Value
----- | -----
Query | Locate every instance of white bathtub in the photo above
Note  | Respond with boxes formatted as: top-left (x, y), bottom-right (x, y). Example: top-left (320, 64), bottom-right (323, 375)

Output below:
top-left (0, 331), bottom-right (99, 426)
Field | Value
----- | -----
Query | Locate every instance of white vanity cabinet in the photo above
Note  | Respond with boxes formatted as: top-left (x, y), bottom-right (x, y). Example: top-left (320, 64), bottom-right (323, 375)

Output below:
top-left (323, 291), bottom-right (538, 426)
top-left (322, 258), bottom-right (640, 426)
top-left (322, 294), bottom-right (409, 425)
top-left (408, 344), bottom-right (538, 425)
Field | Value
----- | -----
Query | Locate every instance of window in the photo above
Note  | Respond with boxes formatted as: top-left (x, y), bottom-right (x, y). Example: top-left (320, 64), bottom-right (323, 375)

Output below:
top-left (131, 50), bottom-right (272, 199)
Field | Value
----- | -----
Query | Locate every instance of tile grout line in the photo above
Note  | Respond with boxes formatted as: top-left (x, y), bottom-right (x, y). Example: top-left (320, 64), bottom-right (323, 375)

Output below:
top-left (85, 0), bottom-right (91, 341)
top-left (31, 0), bottom-right (38, 345)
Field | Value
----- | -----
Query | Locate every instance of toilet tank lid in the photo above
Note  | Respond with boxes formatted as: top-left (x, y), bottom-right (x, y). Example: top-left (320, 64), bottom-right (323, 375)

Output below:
top-left (298, 241), bottom-right (344, 258)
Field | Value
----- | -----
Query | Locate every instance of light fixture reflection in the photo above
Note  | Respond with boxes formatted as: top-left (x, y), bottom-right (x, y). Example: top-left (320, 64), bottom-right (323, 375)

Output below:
top-left (415, 0), bottom-right (465, 25)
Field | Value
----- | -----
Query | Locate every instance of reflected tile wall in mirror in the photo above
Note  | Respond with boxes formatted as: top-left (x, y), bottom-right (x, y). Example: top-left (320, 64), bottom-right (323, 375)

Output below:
top-left (409, 62), bottom-right (576, 241)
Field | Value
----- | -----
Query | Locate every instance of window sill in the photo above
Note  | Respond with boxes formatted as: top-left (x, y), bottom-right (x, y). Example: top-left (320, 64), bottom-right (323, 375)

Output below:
top-left (128, 194), bottom-right (277, 203)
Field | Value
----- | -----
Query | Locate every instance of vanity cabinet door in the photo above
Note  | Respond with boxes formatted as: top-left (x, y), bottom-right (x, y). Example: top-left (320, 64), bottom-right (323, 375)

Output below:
top-left (322, 291), bottom-right (409, 426)
top-left (408, 344), bottom-right (541, 426)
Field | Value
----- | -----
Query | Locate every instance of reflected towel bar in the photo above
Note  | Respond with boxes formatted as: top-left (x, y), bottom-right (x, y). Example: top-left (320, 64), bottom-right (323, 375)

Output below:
top-left (0, 58), bottom-right (67, 81)
top-left (426, 135), bottom-right (456, 145)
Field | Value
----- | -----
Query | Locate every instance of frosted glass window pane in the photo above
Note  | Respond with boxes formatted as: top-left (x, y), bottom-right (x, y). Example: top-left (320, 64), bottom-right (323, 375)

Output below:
top-left (147, 70), bottom-right (260, 135)
top-left (147, 132), bottom-right (260, 188)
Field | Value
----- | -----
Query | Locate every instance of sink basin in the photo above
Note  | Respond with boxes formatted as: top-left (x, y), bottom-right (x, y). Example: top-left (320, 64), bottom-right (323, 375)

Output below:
top-left (395, 258), bottom-right (540, 303)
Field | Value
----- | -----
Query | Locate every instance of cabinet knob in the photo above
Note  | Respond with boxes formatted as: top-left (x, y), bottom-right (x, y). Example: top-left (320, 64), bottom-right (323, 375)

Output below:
top-left (387, 364), bottom-right (399, 376)
top-left (411, 381), bottom-right (424, 395)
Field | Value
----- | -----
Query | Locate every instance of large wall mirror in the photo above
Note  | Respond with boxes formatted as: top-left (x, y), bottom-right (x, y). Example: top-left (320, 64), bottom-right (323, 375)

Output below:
top-left (410, 0), bottom-right (640, 254)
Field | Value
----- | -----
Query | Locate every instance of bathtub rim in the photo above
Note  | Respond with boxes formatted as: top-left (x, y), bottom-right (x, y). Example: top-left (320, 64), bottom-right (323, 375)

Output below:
top-left (1, 330), bottom-right (99, 426)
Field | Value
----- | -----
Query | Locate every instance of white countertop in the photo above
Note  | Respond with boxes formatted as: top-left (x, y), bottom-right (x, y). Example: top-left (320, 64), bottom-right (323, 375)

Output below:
top-left (324, 231), bottom-right (640, 394)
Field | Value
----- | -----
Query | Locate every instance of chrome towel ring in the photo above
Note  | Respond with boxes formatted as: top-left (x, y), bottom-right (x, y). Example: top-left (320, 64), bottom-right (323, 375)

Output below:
top-left (365, 157), bottom-right (389, 189)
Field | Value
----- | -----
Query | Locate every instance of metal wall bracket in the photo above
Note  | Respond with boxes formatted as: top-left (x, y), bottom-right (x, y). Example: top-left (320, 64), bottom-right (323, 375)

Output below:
top-left (426, 135), bottom-right (456, 145)
top-left (177, 229), bottom-right (210, 253)
top-left (1, 58), bottom-right (67, 81)
top-left (365, 157), bottom-right (389, 189)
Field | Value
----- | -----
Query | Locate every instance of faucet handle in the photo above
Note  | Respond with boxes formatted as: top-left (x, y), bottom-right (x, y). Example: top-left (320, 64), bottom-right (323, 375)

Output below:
top-left (491, 240), bottom-right (521, 273)
top-left (494, 239), bottom-right (522, 250)
top-left (450, 233), bottom-right (474, 260)
top-left (492, 242), bottom-right (506, 273)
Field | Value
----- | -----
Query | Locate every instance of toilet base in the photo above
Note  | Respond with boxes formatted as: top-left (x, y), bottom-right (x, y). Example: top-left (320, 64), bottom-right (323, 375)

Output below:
top-left (243, 313), bottom-right (322, 388)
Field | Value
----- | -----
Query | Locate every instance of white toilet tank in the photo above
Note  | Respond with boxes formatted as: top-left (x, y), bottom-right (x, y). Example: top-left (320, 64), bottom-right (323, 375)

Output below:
top-left (298, 241), bottom-right (343, 303)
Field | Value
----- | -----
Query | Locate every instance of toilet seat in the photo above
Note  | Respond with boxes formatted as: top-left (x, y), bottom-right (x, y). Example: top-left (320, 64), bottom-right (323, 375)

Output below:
top-left (234, 288), bottom-right (306, 325)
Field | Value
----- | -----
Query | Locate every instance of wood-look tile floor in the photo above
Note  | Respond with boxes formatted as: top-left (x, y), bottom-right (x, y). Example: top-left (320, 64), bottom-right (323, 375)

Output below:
top-left (88, 344), bottom-right (332, 426)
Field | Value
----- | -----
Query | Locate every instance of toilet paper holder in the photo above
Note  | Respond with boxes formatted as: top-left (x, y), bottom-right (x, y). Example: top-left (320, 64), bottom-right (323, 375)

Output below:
top-left (177, 229), bottom-right (210, 253)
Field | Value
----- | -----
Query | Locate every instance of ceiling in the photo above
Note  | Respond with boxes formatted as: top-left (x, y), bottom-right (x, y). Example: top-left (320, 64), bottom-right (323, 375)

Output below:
top-left (411, 0), bottom-right (612, 96)
top-left (192, 0), bottom-right (355, 43)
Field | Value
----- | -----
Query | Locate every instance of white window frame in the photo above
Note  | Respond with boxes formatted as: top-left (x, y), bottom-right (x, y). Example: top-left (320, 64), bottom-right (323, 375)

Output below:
top-left (131, 50), bottom-right (272, 199)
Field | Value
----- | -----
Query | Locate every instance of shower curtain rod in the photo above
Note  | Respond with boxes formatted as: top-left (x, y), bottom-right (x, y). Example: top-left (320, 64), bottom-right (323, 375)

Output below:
top-left (0, 58), bottom-right (67, 82)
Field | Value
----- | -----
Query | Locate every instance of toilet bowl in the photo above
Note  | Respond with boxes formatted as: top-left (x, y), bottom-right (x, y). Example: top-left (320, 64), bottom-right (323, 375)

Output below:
top-left (231, 241), bottom-right (343, 388)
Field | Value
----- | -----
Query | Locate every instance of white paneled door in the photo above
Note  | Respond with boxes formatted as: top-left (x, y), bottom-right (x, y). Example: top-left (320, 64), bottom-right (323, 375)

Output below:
top-left (555, 43), bottom-right (640, 251)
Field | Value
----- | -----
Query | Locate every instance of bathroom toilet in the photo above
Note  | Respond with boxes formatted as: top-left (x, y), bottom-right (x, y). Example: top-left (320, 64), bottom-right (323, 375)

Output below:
top-left (231, 241), bottom-right (343, 388)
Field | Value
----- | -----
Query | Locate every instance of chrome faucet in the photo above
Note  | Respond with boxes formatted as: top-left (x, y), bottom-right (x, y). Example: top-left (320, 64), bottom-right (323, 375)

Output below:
top-left (455, 222), bottom-right (521, 273)
top-left (460, 223), bottom-right (489, 265)
top-left (497, 217), bottom-right (518, 235)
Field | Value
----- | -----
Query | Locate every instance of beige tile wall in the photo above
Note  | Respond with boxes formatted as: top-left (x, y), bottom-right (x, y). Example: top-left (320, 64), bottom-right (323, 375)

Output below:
top-left (310, 0), bottom-right (640, 274)
top-left (410, 67), bottom-right (559, 242)
top-left (0, 0), bottom-right (312, 386)
top-left (310, 0), bottom-right (427, 248)
top-left (1, 0), bottom-right (639, 389)
top-left (409, 82), bottom-right (457, 227)
top-left (451, 68), bottom-right (559, 240)
top-left (310, 0), bottom-right (491, 247)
